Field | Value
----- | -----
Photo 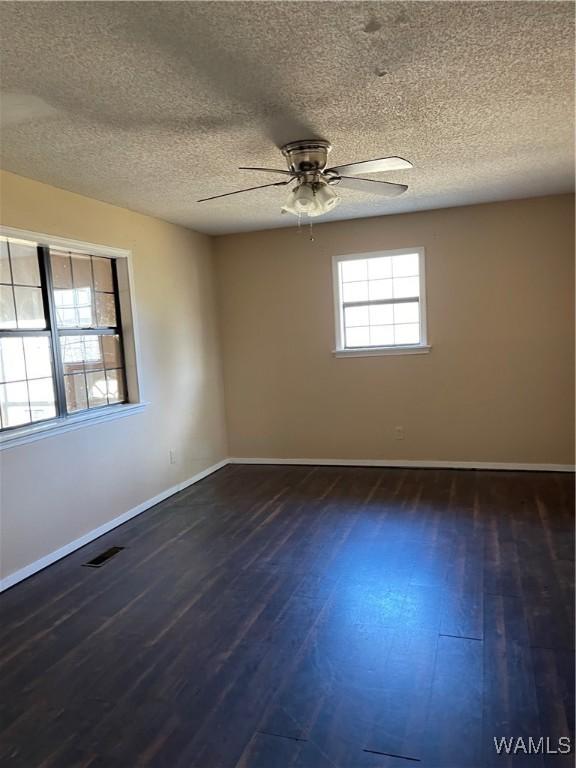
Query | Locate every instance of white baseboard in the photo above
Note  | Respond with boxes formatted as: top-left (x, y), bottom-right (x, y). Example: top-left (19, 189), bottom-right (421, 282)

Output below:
top-left (0, 458), bottom-right (229, 593)
top-left (229, 457), bottom-right (575, 472)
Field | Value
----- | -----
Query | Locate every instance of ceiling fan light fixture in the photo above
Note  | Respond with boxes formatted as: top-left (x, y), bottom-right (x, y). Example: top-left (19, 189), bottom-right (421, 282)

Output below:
top-left (314, 182), bottom-right (340, 211)
top-left (282, 182), bottom-right (340, 218)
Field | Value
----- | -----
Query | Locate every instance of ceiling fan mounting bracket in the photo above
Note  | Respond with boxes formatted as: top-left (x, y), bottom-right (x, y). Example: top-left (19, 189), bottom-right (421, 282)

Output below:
top-left (281, 139), bottom-right (332, 174)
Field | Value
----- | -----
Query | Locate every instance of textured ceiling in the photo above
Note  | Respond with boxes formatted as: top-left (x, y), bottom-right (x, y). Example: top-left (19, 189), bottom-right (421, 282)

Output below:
top-left (0, 1), bottom-right (573, 235)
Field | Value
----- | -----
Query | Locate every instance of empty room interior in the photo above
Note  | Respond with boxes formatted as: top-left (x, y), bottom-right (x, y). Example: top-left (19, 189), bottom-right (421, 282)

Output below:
top-left (0, 2), bottom-right (574, 767)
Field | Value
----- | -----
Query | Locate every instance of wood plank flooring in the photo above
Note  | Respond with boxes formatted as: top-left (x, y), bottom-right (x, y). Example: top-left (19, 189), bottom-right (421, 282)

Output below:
top-left (0, 465), bottom-right (573, 767)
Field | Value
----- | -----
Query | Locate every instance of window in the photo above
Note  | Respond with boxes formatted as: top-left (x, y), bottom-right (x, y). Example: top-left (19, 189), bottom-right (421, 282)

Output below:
top-left (0, 232), bottom-right (138, 436)
top-left (333, 248), bottom-right (429, 356)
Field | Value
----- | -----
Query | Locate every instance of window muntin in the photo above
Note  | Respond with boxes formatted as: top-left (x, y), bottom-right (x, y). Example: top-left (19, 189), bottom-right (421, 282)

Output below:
top-left (0, 237), bottom-right (127, 431)
top-left (334, 249), bottom-right (426, 351)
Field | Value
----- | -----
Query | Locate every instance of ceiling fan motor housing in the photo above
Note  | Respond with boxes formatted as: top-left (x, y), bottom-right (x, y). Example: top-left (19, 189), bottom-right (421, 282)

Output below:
top-left (281, 140), bottom-right (332, 177)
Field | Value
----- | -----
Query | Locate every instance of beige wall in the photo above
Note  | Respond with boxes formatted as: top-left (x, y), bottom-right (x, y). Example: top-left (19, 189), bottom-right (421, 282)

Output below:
top-left (215, 195), bottom-right (575, 466)
top-left (0, 170), bottom-right (228, 581)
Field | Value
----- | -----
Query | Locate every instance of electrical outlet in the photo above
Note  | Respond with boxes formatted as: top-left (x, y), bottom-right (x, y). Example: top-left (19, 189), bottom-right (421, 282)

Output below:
top-left (394, 426), bottom-right (405, 440)
top-left (169, 449), bottom-right (177, 465)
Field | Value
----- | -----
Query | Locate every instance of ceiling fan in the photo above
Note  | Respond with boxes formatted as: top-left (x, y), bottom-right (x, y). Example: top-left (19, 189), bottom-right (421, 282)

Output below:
top-left (197, 140), bottom-right (413, 218)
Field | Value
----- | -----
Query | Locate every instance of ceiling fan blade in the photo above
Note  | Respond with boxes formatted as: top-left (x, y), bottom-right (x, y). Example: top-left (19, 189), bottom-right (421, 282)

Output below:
top-left (197, 180), bottom-right (291, 203)
top-left (337, 176), bottom-right (408, 197)
top-left (238, 167), bottom-right (293, 176)
top-left (327, 156), bottom-right (413, 176)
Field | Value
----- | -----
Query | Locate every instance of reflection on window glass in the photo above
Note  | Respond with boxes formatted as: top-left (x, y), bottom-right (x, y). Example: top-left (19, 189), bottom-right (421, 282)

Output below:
top-left (71, 254), bottom-right (93, 292)
top-left (96, 292), bottom-right (116, 326)
top-left (64, 373), bottom-right (88, 413)
top-left (339, 252), bottom-right (422, 349)
top-left (0, 381), bottom-right (30, 427)
top-left (14, 286), bottom-right (46, 329)
top-left (105, 369), bottom-right (125, 404)
top-left (28, 377), bottom-right (56, 422)
top-left (23, 336), bottom-right (52, 379)
top-left (0, 285), bottom-right (16, 329)
top-left (0, 337), bottom-right (26, 382)
top-left (59, 333), bottom-right (125, 413)
top-left (9, 242), bottom-right (41, 286)
top-left (50, 250), bottom-right (73, 289)
top-left (93, 257), bottom-right (113, 292)
top-left (51, 251), bottom-right (116, 330)
top-left (102, 335), bottom-right (121, 368)
top-left (86, 371), bottom-right (108, 408)
top-left (54, 286), bottom-right (94, 328)
top-left (0, 335), bottom-right (56, 429)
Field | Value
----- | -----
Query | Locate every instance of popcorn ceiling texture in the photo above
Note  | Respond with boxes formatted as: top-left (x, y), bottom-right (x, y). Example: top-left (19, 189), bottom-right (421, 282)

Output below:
top-left (0, 1), bottom-right (573, 235)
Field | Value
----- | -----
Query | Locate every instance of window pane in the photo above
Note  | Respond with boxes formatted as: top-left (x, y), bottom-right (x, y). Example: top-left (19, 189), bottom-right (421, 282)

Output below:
top-left (60, 334), bottom-right (104, 373)
top-left (54, 292), bottom-right (78, 328)
top-left (60, 335), bottom-right (85, 374)
top-left (342, 281), bottom-right (369, 303)
top-left (86, 370), bottom-right (108, 408)
top-left (344, 306), bottom-right (369, 328)
top-left (76, 291), bottom-right (95, 326)
top-left (9, 242), bottom-right (40, 286)
top-left (367, 257), bottom-right (392, 280)
top-left (23, 336), bottom-right (52, 379)
top-left (71, 253), bottom-right (93, 292)
top-left (393, 301), bottom-right (419, 325)
top-left (28, 377), bottom-right (56, 422)
top-left (83, 335), bottom-right (103, 370)
top-left (93, 257), bottom-right (114, 292)
top-left (106, 369), bottom-right (125, 404)
top-left (0, 337), bottom-right (26, 382)
top-left (392, 253), bottom-right (419, 277)
top-left (102, 334), bottom-right (122, 369)
top-left (0, 241), bottom-right (11, 283)
top-left (345, 326), bottom-right (370, 347)
top-left (340, 259), bottom-right (367, 282)
top-left (54, 287), bottom-right (95, 328)
top-left (95, 292), bottom-right (116, 327)
top-left (0, 285), bottom-right (17, 329)
top-left (50, 250), bottom-right (72, 289)
top-left (370, 325), bottom-right (395, 346)
top-left (392, 276), bottom-right (419, 299)
top-left (0, 381), bottom-right (30, 427)
top-left (14, 286), bottom-right (46, 329)
top-left (368, 279), bottom-right (393, 301)
top-left (369, 304), bottom-right (393, 325)
top-left (394, 323), bottom-right (420, 345)
top-left (65, 373), bottom-right (88, 412)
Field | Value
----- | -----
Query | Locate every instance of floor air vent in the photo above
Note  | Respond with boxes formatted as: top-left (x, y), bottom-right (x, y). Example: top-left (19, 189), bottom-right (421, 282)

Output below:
top-left (83, 546), bottom-right (125, 568)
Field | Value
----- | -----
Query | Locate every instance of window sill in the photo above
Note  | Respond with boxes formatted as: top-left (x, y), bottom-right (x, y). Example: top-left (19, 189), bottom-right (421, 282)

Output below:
top-left (333, 344), bottom-right (431, 358)
top-left (0, 401), bottom-right (149, 451)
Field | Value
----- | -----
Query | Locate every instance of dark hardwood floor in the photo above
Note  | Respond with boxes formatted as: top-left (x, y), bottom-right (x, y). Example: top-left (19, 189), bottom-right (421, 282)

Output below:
top-left (0, 465), bottom-right (573, 767)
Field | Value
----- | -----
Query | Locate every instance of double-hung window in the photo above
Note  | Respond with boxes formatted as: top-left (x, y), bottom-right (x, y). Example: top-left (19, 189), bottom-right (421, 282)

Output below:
top-left (333, 248), bottom-right (429, 356)
top-left (0, 231), bottom-right (139, 437)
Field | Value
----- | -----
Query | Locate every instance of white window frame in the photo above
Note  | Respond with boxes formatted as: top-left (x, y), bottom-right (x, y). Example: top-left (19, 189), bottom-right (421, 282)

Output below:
top-left (332, 247), bottom-right (431, 358)
top-left (0, 226), bottom-right (148, 449)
